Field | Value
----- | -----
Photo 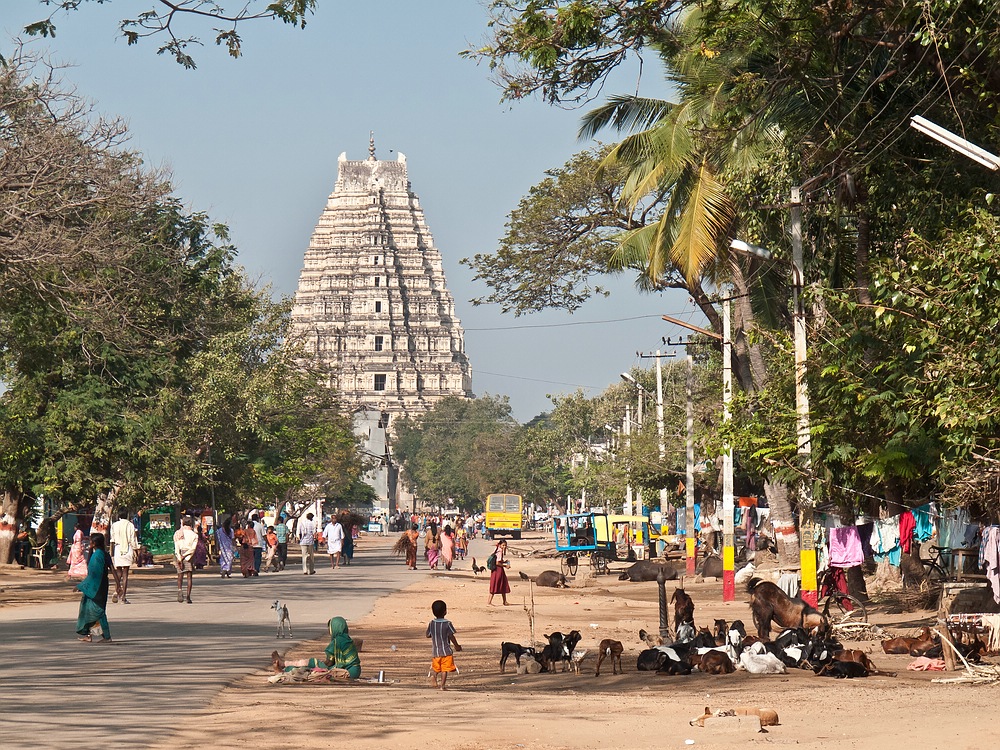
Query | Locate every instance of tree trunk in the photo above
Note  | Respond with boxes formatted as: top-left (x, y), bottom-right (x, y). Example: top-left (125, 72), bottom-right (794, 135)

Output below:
top-left (765, 480), bottom-right (801, 567)
top-left (685, 279), bottom-right (756, 392)
top-left (0, 488), bottom-right (25, 565)
top-left (730, 263), bottom-right (766, 393)
top-left (90, 483), bottom-right (123, 537)
top-left (855, 207), bottom-right (873, 307)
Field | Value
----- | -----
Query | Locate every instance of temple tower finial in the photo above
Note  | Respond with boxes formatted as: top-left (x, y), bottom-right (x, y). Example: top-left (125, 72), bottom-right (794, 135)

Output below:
top-left (368, 131), bottom-right (376, 160)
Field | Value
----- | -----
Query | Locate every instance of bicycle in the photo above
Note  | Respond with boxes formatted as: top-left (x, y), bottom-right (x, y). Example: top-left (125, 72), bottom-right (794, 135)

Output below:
top-left (919, 545), bottom-right (952, 582)
top-left (817, 568), bottom-right (868, 625)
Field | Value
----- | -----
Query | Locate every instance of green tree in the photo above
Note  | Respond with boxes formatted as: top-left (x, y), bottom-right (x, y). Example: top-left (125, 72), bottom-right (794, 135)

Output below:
top-left (22, 1), bottom-right (318, 68)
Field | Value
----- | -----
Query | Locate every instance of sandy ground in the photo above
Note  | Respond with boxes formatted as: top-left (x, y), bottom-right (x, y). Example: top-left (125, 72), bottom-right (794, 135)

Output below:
top-left (3, 535), bottom-right (993, 749)
top-left (151, 533), bottom-right (998, 750)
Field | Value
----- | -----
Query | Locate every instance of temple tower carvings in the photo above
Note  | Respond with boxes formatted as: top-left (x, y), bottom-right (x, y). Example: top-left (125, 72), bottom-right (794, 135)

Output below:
top-left (291, 145), bottom-right (474, 421)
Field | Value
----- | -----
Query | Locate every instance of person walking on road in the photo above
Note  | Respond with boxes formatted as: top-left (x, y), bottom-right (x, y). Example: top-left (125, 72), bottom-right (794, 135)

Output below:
top-left (217, 516), bottom-right (235, 578)
top-left (274, 514), bottom-right (289, 570)
top-left (110, 509), bottom-right (139, 603)
top-left (487, 539), bottom-right (511, 606)
top-left (76, 533), bottom-right (121, 643)
top-left (323, 516), bottom-right (344, 569)
top-left (173, 517), bottom-right (199, 603)
top-left (66, 521), bottom-right (88, 580)
top-left (250, 513), bottom-right (266, 574)
top-left (298, 512), bottom-right (318, 575)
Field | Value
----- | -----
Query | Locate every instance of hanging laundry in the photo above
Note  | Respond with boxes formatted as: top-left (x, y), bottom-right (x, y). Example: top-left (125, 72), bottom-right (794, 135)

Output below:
top-left (829, 526), bottom-right (864, 568)
top-left (745, 505), bottom-right (757, 552)
top-left (940, 508), bottom-right (971, 549)
top-left (980, 525), bottom-right (1000, 605)
top-left (912, 504), bottom-right (934, 542)
top-left (870, 517), bottom-right (901, 566)
top-left (899, 511), bottom-right (916, 555)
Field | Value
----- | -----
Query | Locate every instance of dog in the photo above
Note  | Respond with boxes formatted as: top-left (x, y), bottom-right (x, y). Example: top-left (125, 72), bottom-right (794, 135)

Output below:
top-left (500, 641), bottom-right (535, 674)
top-left (271, 600), bottom-right (292, 639)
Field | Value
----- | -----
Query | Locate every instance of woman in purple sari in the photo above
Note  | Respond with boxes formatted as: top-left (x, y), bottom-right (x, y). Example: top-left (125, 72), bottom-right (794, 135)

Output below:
top-left (216, 516), bottom-right (235, 578)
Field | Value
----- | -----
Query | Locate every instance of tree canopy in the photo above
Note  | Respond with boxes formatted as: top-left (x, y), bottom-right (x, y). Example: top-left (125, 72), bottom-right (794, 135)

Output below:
top-left (0, 53), bottom-right (364, 561)
top-left (22, 0), bottom-right (318, 68)
top-left (466, 0), bottom-right (1000, 526)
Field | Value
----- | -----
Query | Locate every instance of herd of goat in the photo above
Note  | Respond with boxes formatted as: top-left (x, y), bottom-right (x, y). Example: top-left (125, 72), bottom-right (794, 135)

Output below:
top-left (500, 577), bottom-right (987, 679)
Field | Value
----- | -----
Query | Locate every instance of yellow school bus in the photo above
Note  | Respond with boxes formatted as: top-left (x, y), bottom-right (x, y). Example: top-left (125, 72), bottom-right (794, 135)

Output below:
top-left (485, 493), bottom-right (523, 540)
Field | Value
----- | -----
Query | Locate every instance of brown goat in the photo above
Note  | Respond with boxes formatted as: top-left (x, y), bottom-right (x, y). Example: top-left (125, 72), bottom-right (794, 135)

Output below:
top-left (595, 639), bottom-right (624, 676)
top-left (881, 627), bottom-right (934, 655)
top-left (671, 587), bottom-right (695, 634)
top-left (698, 650), bottom-right (736, 675)
top-left (747, 578), bottom-right (827, 640)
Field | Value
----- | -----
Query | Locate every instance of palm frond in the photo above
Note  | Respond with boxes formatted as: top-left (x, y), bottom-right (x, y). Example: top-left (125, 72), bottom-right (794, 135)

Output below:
top-left (669, 161), bottom-right (736, 282)
top-left (578, 95), bottom-right (675, 140)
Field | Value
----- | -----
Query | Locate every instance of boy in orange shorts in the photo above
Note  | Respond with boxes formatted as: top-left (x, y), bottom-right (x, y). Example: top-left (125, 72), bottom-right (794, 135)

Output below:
top-left (426, 599), bottom-right (462, 690)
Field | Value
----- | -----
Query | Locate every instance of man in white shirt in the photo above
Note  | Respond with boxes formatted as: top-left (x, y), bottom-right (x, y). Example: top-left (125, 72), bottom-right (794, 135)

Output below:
top-left (110, 509), bottom-right (139, 604)
top-left (323, 517), bottom-right (345, 569)
top-left (173, 516), bottom-right (199, 603)
top-left (297, 512), bottom-right (318, 575)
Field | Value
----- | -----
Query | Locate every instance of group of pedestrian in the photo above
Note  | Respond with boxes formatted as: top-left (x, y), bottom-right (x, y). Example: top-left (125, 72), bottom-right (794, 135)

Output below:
top-left (215, 512), bottom-right (292, 578)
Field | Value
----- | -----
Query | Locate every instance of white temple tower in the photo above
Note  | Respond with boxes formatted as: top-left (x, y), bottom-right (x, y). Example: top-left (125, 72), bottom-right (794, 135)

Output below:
top-left (291, 139), bottom-right (473, 478)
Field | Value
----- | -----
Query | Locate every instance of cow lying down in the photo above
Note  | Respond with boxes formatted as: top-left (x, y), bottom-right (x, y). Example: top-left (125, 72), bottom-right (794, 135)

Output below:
top-left (618, 561), bottom-right (683, 582)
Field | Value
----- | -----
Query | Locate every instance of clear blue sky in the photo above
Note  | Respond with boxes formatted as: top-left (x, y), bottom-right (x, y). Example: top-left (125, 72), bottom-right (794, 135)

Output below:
top-left (4, 1), bottom-right (704, 421)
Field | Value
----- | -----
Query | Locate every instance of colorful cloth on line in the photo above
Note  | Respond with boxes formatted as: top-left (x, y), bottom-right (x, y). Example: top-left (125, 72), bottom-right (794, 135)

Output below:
top-left (980, 525), bottom-right (1000, 605)
top-left (899, 511), bottom-right (916, 555)
top-left (829, 526), bottom-right (864, 568)
top-left (870, 517), bottom-right (901, 567)
top-left (913, 504), bottom-right (934, 542)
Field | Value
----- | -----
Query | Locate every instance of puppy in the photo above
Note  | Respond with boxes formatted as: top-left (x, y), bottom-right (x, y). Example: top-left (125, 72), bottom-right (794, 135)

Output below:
top-left (271, 600), bottom-right (292, 639)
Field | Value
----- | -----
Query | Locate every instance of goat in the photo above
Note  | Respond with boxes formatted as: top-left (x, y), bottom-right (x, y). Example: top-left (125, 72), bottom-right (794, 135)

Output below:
top-left (569, 649), bottom-right (587, 674)
top-left (500, 642), bottom-right (535, 674)
top-left (638, 628), bottom-right (663, 648)
top-left (271, 600), bottom-right (292, 639)
top-left (814, 660), bottom-right (868, 678)
top-left (881, 627), bottom-right (934, 655)
top-left (697, 650), bottom-right (736, 675)
top-left (670, 587), bottom-right (695, 634)
top-left (713, 619), bottom-right (728, 646)
top-left (540, 632), bottom-right (565, 672)
top-left (595, 639), bottom-right (624, 676)
top-left (832, 649), bottom-right (896, 677)
top-left (747, 577), bottom-right (827, 640)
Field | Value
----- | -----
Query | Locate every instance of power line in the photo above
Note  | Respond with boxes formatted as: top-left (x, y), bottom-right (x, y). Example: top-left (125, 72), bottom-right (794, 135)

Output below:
top-left (464, 313), bottom-right (685, 332)
top-left (475, 370), bottom-right (602, 389)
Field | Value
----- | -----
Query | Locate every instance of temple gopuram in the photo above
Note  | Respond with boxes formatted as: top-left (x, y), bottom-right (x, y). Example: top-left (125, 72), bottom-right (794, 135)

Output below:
top-left (290, 137), bottom-right (474, 509)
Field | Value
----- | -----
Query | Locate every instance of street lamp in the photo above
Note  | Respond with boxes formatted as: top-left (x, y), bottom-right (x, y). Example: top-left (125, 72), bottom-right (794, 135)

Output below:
top-left (910, 115), bottom-right (1000, 171)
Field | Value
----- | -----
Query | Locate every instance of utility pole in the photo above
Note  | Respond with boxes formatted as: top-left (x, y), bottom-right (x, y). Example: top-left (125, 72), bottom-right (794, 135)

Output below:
top-left (623, 404), bottom-right (632, 516)
top-left (722, 298), bottom-right (735, 602)
top-left (637, 351), bottom-right (677, 532)
top-left (686, 353), bottom-right (695, 576)
top-left (791, 186), bottom-right (818, 607)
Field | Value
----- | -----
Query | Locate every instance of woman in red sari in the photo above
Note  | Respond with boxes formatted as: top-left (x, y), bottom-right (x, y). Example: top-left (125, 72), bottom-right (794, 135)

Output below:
top-left (488, 539), bottom-right (511, 606)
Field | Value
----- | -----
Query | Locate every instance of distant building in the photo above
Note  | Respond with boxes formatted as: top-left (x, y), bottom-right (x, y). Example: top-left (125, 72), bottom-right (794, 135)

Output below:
top-left (290, 138), bottom-right (474, 509)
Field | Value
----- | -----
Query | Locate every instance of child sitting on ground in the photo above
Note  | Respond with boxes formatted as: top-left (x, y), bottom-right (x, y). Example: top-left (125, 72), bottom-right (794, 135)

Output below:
top-left (426, 599), bottom-right (461, 690)
top-left (136, 545), bottom-right (155, 567)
